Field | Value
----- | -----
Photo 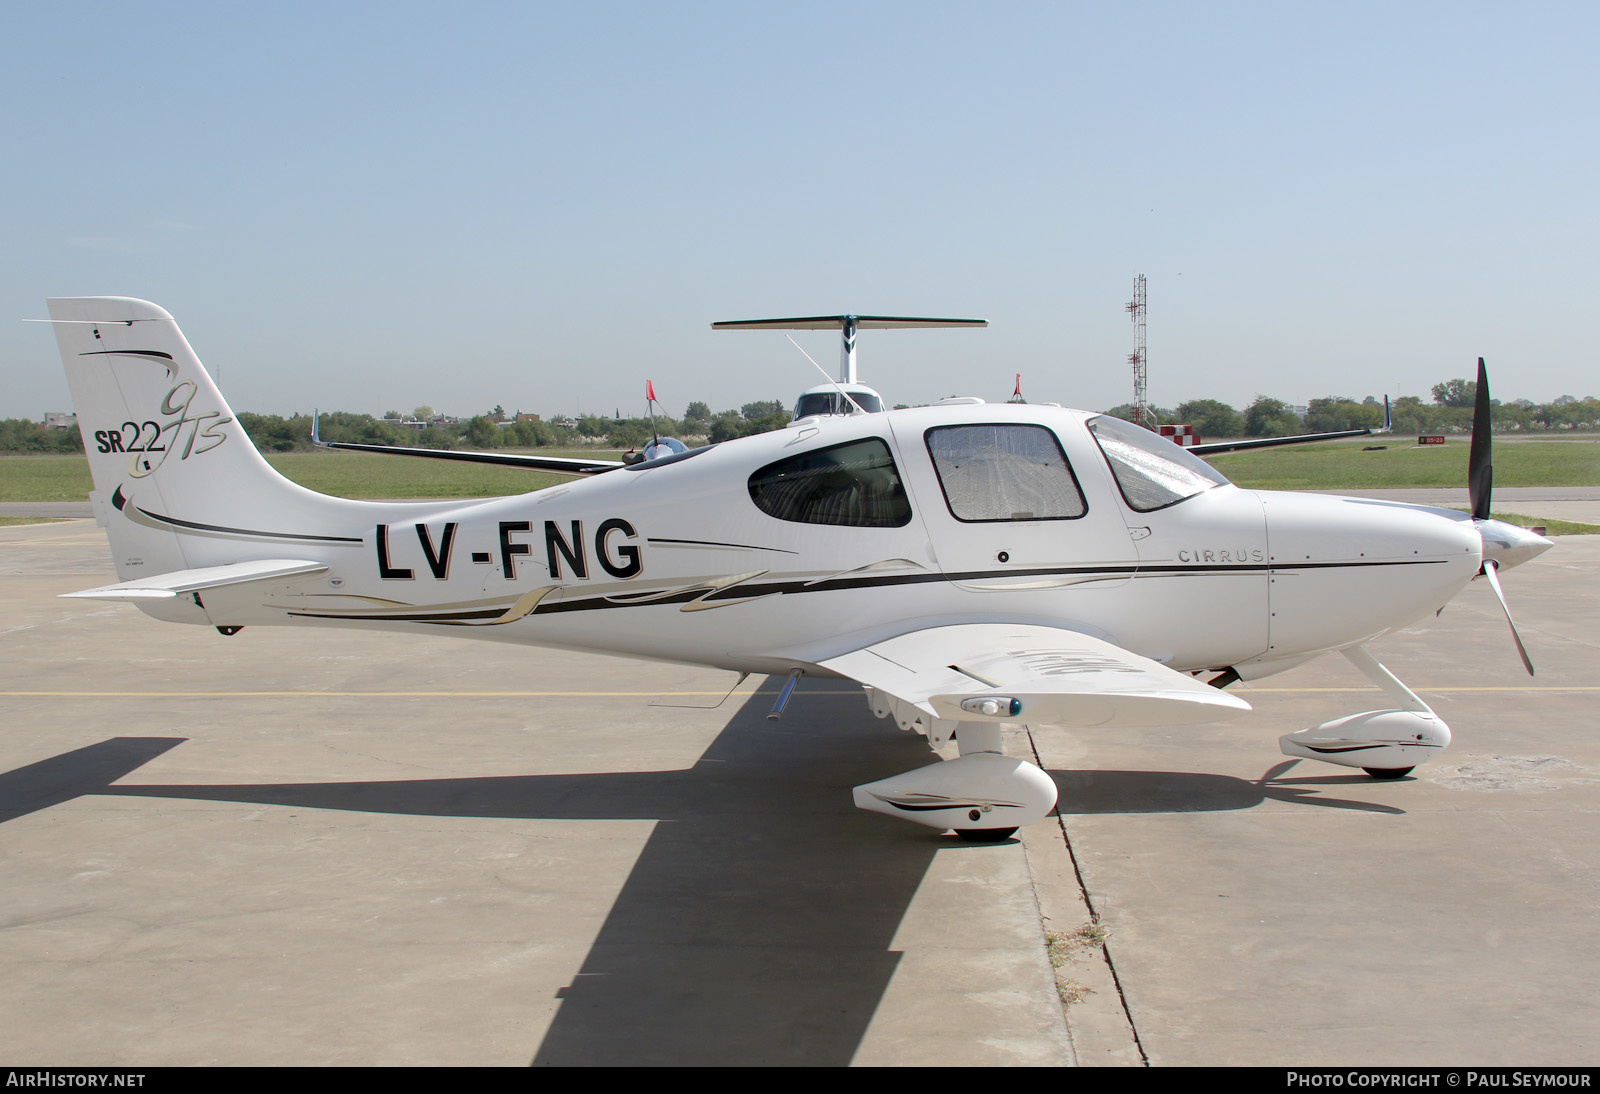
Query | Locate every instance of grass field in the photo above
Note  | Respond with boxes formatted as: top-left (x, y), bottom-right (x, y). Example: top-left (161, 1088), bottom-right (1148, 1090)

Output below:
top-left (1451, 510), bottom-right (1600, 536)
top-left (0, 449), bottom-right (622, 502)
top-left (1209, 438), bottom-right (1600, 489)
top-left (0, 455), bottom-right (99, 503)
top-left (260, 451), bottom-right (591, 498)
top-left (4, 438), bottom-right (1598, 512)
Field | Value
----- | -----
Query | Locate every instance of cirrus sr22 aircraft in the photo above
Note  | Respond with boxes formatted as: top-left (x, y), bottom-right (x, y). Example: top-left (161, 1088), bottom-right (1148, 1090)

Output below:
top-left (45, 299), bottom-right (1551, 842)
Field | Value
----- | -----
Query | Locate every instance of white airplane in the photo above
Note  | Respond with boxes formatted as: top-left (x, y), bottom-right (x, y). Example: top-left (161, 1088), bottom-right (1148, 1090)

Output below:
top-left (44, 297), bottom-right (1552, 842)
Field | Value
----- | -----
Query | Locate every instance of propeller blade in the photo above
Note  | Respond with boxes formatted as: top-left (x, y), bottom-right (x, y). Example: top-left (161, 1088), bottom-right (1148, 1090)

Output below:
top-left (1480, 559), bottom-right (1534, 676)
top-left (1468, 357), bottom-right (1493, 521)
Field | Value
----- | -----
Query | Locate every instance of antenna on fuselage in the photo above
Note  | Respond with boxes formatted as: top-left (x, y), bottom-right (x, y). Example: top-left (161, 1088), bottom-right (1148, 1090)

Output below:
top-left (782, 334), bottom-right (867, 415)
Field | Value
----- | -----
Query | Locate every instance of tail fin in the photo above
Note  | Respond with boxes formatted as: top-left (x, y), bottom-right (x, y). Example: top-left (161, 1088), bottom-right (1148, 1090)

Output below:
top-left (47, 297), bottom-right (353, 587)
top-left (0, 737), bottom-right (186, 823)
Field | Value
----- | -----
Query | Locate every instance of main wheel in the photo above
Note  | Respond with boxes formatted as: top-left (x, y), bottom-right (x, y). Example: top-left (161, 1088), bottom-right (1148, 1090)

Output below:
top-left (1362, 766), bottom-right (1414, 779)
top-left (953, 827), bottom-right (1018, 843)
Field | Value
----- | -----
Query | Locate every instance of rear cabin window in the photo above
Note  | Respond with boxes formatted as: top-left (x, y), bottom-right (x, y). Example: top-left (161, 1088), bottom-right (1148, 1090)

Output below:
top-left (747, 438), bottom-right (912, 527)
top-left (924, 424), bottom-right (1086, 522)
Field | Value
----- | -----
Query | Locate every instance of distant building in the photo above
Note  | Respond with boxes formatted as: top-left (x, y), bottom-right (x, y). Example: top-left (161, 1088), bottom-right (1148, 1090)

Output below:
top-left (43, 412), bottom-right (76, 430)
top-left (399, 414), bottom-right (460, 430)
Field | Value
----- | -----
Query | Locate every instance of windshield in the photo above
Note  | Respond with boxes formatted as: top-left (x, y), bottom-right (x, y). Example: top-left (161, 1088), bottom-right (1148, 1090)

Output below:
top-left (793, 391), bottom-right (884, 418)
top-left (1088, 415), bottom-right (1230, 512)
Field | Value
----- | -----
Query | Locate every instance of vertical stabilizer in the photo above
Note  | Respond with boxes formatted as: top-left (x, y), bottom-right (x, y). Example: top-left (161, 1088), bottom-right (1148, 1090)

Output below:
top-left (47, 297), bottom-right (352, 592)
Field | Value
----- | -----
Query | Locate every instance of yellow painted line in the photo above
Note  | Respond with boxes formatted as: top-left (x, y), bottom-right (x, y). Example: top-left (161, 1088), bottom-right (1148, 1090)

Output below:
top-left (0, 690), bottom-right (769, 698)
top-left (1241, 686), bottom-right (1600, 693)
top-left (2, 686), bottom-right (1594, 699)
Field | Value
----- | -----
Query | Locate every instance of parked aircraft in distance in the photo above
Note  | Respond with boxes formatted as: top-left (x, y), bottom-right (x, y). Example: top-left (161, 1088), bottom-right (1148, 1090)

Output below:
top-left (710, 313), bottom-right (987, 419)
top-left (47, 298), bottom-right (1549, 840)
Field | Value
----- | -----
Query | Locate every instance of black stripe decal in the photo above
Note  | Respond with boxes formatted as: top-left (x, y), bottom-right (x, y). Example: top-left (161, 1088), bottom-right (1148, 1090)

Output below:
top-left (647, 537), bottom-right (799, 553)
top-left (134, 506), bottom-right (364, 544)
top-left (78, 349), bottom-right (175, 360)
top-left (289, 608), bottom-right (507, 623)
top-left (281, 557), bottom-right (1453, 625)
top-left (529, 558), bottom-right (1445, 614)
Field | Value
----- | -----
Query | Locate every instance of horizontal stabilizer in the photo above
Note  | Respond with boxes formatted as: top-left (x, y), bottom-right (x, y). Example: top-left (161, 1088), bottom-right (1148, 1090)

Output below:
top-left (820, 623), bottom-right (1251, 728)
top-left (0, 737), bottom-right (186, 823)
top-left (712, 315), bottom-right (986, 331)
top-left (61, 559), bottom-right (328, 601)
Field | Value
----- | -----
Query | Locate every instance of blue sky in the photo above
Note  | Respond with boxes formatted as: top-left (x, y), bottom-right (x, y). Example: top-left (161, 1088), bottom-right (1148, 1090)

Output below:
top-left (4, 1), bottom-right (1596, 420)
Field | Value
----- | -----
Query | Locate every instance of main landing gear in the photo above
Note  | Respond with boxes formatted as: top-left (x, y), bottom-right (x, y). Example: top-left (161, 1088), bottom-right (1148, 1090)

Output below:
top-left (852, 702), bottom-right (1058, 841)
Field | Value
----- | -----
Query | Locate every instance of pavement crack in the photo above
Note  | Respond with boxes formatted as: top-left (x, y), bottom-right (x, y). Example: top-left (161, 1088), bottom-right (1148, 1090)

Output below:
top-left (1023, 725), bottom-right (1150, 1066)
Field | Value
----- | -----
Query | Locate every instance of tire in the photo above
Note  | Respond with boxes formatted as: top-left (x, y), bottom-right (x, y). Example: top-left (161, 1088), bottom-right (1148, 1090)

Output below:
top-left (953, 827), bottom-right (1018, 843)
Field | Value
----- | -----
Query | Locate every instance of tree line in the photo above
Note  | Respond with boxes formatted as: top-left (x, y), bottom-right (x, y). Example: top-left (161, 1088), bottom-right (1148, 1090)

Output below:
top-left (1109, 381), bottom-right (1600, 440)
top-left (0, 417), bottom-right (86, 453)
top-left (226, 398), bottom-right (795, 453)
top-left (4, 380), bottom-right (1597, 454)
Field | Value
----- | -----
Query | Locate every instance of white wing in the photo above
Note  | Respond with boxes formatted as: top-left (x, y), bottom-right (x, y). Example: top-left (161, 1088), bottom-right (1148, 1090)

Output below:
top-left (819, 623), bottom-right (1250, 728)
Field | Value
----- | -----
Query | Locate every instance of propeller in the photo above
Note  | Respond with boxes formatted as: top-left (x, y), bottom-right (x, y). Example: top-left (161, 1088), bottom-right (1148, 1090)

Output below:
top-left (1468, 357), bottom-right (1493, 521)
top-left (1480, 559), bottom-right (1535, 676)
top-left (1466, 357), bottom-right (1544, 676)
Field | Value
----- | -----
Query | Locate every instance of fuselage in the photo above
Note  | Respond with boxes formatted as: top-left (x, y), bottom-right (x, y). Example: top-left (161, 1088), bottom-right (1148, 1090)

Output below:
top-left (171, 402), bottom-right (1484, 681)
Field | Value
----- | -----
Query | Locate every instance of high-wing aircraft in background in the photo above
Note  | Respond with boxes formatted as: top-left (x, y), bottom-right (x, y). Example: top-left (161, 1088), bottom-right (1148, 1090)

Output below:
top-left (45, 298), bottom-right (1551, 841)
top-left (709, 313), bottom-right (988, 419)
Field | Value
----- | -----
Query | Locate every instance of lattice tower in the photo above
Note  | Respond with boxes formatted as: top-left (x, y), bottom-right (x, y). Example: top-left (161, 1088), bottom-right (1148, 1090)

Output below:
top-left (1125, 274), bottom-right (1151, 428)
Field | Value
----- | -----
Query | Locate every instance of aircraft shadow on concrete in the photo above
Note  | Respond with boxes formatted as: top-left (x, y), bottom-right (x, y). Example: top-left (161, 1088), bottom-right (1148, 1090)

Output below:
top-left (0, 686), bottom-right (951, 1066)
top-left (0, 700), bottom-right (1401, 1064)
top-left (1050, 759), bottom-right (1407, 815)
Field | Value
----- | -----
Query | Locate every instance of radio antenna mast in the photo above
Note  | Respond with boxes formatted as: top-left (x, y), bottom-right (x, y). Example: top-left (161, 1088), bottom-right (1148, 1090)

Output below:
top-left (1126, 275), bottom-right (1152, 428)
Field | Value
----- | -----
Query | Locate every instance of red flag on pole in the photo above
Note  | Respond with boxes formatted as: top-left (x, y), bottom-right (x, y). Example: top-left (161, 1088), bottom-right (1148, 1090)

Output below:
top-left (646, 380), bottom-right (657, 403)
top-left (1013, 374), bottom-right (1022, 397)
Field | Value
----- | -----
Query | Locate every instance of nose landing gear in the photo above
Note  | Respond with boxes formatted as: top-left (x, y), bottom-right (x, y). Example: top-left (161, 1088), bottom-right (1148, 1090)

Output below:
top-left (1279, 646), bottom-right (1451, 777)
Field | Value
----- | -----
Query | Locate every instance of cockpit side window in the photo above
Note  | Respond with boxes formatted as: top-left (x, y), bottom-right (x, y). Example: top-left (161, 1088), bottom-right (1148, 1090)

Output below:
top-left (1088, 415), bottom-right (1230, 512)
top-left (748, 437), bottom-right (911, 527)
top-left (924, 424), bottom-right (1086, 522)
